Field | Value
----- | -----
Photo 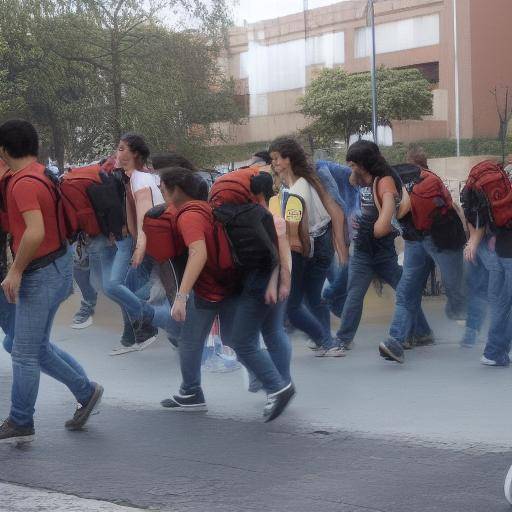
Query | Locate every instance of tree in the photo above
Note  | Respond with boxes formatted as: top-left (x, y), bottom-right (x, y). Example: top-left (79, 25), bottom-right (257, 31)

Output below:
top-left (299, 67), bottom-right (433, 146)
top-left (491, 85), bottom-right (512, 164)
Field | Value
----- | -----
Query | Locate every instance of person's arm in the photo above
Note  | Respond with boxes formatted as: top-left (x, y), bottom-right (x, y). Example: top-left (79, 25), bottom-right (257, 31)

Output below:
top-left (171, 239), bottom-right (207, 322)
top-left (131, 187), bottom-right (153, 267)
top-left (373, 192), bottom-right (396, 239)
top-left (1, 210), bottom-right (44, 303)
top-left (464, 223), bottom-right (485, 263)
top-left (322, 195), bottom-right (349, 265)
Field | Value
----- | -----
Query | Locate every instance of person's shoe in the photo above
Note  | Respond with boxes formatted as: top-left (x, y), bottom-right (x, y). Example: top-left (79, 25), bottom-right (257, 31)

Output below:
top-left (65, 383), bottom-right (104, 431)
top-left (403, 338), bottom-right (414, 350)
top-left (480, 355), bottom-right (509, 367)
top-left (0, 418), bottom-right (35, 444)
top-left (414, 333), bottom-right (435, 347)
top-left (109, 344), bottom-right (139, 356)
top-left (263, 383), bottom-right (296, 422)
top-left (341, 339), bottom-right (354, 351)
top-left (71, 304), bottom-right (94, 330)
top-left (307, 339), bottom-right (323, 352)
top-left (379, 339), bottom-right (404, 364)
top-left (160, 389), bottom-right (207, 411)
top-left (133, 320), bottom-right (158, 350)
top-left (504, 463), bottom-right (512, 505)
top-left (315, 346), bottom-right (346, 358)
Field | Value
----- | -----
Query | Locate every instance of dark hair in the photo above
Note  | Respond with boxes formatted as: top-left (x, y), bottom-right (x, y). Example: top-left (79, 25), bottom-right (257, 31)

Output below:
top-left (406, 144), bottom-right (428, 169)
top-left (0, 120), bottom-right (39, 158)
top-left (152, 152), bottom-right (196, 172)
top-left (120, 133), bottom-right (150, 164)
top-left (269, 137), bottom-right (327, 199)
top-left (346, 140), bottom-right (392, 178)
top-left (250, 172), bottom-right (274, 202)
top-left (253, 150), bottom-right (272, 165)
top-left (160, 167), bottom-right (208, 201)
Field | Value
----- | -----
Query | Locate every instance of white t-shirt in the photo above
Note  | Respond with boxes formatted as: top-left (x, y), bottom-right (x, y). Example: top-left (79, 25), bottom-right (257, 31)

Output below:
top-left (289, 177), bottom-right (330, 236)
top-left (130, 170), bottom-right (165, 206)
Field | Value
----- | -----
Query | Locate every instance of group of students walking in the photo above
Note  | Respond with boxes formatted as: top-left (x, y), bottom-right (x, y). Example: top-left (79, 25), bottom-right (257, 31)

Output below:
top-left (0, 118), bottom-right (510, 445)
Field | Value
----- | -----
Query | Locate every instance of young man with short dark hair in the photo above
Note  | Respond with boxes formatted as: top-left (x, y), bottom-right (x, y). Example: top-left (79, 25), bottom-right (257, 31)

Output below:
top-left (0, 119), bottom-right (103, 443)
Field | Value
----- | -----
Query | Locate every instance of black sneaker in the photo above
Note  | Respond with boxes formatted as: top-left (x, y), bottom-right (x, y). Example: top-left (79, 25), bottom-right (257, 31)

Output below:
top-left (379, 339), bottom-right (404, 363)
top-left (263, 383), bottom-right (296, 422)
top-left (0, 418), bottom-right (34, 444)
top-left (65, 382), bottom-right (104, 431)
top-left (133, 320), bottom-right (158, 350)
top-left (160, 389), bottom-right (207, 411)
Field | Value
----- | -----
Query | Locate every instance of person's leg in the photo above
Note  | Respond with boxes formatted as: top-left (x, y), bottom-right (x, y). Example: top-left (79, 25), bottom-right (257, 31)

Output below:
top-left (10, 253), bottom-right (95, 428)
top-left (423, 237), bottom-right (466, 321)
top-left (322, 262), bottom-right (349, 318)
top-left (335, 249), bottom-right (374, 346)
top-left (483, 256), bottom-right (512, 366)
top-left (287, 252), bottom-right (324, 346)
top-left (73, 242), bottom-right (97, 310)
top-left (303, 228), bottom-right (335, 347)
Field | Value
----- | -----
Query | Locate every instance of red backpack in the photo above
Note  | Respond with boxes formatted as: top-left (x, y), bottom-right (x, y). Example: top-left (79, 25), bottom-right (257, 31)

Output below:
top-left (461, 160), bottom-right (512, 228)
top-left (409, 170), bottom-right (454, 231)
top-left (143, 204), bottom-right (184, 263)
top-left (208, 166), bottom-right (261, 208)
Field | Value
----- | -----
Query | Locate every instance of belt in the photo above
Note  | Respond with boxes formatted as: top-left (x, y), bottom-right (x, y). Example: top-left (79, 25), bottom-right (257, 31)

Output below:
top-left (25, 244), bottom-right (68, 273)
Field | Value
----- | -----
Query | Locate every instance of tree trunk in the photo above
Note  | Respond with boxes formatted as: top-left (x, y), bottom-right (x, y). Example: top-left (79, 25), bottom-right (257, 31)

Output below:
top-left (110, 27), bottom-right (122, 143)
top-left (48, 112), bottom-right (65, 171)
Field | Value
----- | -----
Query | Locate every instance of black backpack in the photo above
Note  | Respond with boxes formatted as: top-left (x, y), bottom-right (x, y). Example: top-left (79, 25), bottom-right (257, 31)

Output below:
top-left (213, 203), bottom-right (279, 272)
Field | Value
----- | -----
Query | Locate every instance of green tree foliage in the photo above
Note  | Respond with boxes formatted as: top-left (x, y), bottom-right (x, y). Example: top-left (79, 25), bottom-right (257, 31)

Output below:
top-left (0, 0), bottom-right (240, 167)
top-left (299, 66), bottom-right (433, 146)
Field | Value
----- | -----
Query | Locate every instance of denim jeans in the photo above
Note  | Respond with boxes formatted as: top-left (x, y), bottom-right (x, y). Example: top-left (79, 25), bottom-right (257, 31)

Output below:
top-left (465, 241), bottom-right (501, 342)
top-left (9, 250), bottom-right (94, 427)
top-left (323, 261), bottom-right (349, 318)
top-left (483, 255), bottom-right (512, 365)
top-left (73, 242), bottom-right (97, 313)
top-left (287, 227), bottom-right (334, 347)
top-left (388, 236), bottom-right (466, 345)
top-left (230, 271), bottom-right (291, 388)
top-left (338, 238), bottom-right (431, 344)
top-left (88, 235), bottom-right (152, 323)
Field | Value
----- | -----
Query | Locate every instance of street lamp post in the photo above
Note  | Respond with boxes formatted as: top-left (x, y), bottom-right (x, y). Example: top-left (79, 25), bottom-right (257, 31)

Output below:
top-left (368, 0), bottom-right (378, 143)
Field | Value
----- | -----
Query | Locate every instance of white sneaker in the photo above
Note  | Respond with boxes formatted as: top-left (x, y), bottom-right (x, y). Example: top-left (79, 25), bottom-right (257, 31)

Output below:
top-left (307, 340), bottom-right (323, 351)
top-left (480, 355), bottom-right (497, 366)
top-left (71, 316), bottom-right (93, 330)
top-left (315, 347), bottom-right (346, 358)
top-left (109, 344), bottom-right (140, 356)
top-left (504, 464), bottom-right (512, 504)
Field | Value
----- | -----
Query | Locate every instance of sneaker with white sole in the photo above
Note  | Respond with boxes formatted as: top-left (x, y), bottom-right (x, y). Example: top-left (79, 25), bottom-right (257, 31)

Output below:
top-left (504, 464), bottom-right (512, 505)
top-left (160, 389), bottom-right (207, 411)
top-left (263, 383), bottom-right (296, 422)
top-left (65, 383), bottom-right (104, 431)
top-left (109, 344), bottom-right (139, 356)
top-left (71, 304), bottom-right (94, 330)
top-left (379, 339), bottom-right (404, 363)
top-left (480, 355), bottom-right (509, 367)
top-left (315, 346), bottom-right (346, 358)
top-left (0, 418), bottom-right (35, 444)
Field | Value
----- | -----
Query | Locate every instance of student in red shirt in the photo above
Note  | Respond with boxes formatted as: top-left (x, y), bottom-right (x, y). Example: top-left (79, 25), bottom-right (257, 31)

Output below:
top-left (158, 167), bottom-right (294, 421)
top-left (0, 120), bottom-right (102, 444)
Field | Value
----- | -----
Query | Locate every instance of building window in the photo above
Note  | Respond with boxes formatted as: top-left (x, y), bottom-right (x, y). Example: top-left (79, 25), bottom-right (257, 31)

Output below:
top-left (306, 32), bottom-right (345, 67)
top-left (355, 14), bottom-right (440, 58)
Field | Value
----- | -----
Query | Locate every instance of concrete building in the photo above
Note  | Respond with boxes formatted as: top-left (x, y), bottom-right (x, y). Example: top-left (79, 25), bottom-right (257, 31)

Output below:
top-left (222, 0), bottom-right (512, 146)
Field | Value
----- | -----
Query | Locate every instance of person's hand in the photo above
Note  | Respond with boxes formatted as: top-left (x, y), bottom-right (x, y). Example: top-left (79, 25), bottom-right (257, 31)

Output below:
top-left (171, 298), bottom-right (187, 322)
top-left (265, 282), bottom-right (278, 305)
top-left (464, 241), bottom-right (477, 263)
top-left (2, 268), bottom-right (22, 304)
top-left (131, 235), bottom-right (146, 268)
top-left (278, 282), bottom-right (290, 302)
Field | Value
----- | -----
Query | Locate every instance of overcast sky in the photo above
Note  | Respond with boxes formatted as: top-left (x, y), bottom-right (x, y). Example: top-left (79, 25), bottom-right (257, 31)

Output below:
top-left (233, 0), bottom-right (348, 25)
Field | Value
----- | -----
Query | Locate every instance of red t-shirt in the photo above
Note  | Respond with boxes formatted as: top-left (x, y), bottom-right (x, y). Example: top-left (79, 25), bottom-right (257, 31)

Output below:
top-left (5, 162), bottom-right (62, 260)
top-left (176, 201), bottom-right (236, 302)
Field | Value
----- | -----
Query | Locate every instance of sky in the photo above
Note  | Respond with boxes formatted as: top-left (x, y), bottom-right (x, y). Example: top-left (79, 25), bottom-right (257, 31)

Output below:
top-left (233, 0), bottom-right (349, 26)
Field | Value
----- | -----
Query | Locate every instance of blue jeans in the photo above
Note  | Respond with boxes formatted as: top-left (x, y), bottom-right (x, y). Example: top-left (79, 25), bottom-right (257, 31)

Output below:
top-left (230, 271), bottom-right (291, 387)
top-left (464, 242), bottom-right (501, 343)
top-left (88, 235), bottom-right (152, 323)
top-left (287, 227), bottom-right (334, 347)
top-left (9, 251), bottom-right (94, 427)
top-left (338, 238), bottom-right (431, 344)
top-left (323, 262), bottom-right (349, 318)
top-left (388, 237), bottom-right (465, 345)
top-left (73, 242), bottom-right (97, 312)
top-left (483, 256), bottom-right (512, 365)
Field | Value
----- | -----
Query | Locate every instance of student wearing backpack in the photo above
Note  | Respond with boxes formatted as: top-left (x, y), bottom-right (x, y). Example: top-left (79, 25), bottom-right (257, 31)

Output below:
top-left (88, 133), bottom-right (165, 355)
top-left (460, 160), bottom-right (512, 366)
top-left (269, 138), bottom-right (348, 354)
top-left (0, 120), bottom-right (103, 443)
top-left (325, 141), bottom-right (432, 357)
top-left (379, 147), bottom-right (466, 364)
top-left (159, 167), bottom-right (294, 421)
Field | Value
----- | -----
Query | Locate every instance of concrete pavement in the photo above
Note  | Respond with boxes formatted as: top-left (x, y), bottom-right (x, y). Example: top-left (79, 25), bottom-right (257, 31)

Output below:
top-left (0, 289), bottom-right (511, 511)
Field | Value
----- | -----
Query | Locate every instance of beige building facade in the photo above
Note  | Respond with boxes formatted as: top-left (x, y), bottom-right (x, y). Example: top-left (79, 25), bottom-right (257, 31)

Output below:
top-left (222, 0), bottom-right (512, 146)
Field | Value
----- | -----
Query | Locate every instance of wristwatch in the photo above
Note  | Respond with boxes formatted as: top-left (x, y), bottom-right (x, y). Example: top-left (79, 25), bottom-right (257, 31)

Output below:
top-left (175, 292), bottom-right (190, 302)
